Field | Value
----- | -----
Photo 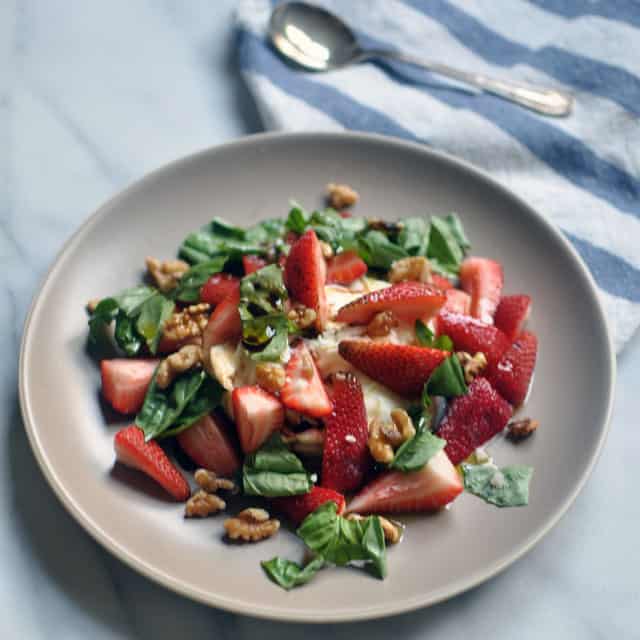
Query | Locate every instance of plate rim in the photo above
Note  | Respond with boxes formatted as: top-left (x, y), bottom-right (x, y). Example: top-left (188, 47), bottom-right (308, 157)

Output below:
top-left (18, 130), bottom-right (616, 623)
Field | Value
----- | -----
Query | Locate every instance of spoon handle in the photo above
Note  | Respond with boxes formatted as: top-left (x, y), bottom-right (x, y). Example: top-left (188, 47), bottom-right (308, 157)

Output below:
top-left (361, 49), bottom-right (573, 117)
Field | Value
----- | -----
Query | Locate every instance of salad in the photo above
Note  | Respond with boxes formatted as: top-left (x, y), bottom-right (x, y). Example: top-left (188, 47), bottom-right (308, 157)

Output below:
top-left (88, 183), bottom-right (538, 590)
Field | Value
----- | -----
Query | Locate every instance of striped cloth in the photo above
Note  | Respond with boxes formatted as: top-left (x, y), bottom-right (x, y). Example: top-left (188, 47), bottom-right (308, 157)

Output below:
top-left (236, 0), bottom-right (640, 353)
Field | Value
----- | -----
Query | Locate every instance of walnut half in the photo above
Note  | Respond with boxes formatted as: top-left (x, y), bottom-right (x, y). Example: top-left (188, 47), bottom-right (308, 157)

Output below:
top-left (146, 256), bottom-right (189, 293)
top-left (347, 513), bottom-right (404, 545)
top-left (224, 508), bottom-right (280, 542)
top-left (456, 351), bottom-right (488, 384)
top-left (368, 409), bottom-right (416, 464)
top-left (185, 490), bottom-right (226, 518)
top-left (156, 344), bottom-right (203, 389)
top-left (507, 418), bottom-right (539, 441)
top-left (327, 182), bottom-right (359, 209)
top-left (388, 256), bottom-right (432, 284)
top-left (194, 469), bottom-right (237, 493)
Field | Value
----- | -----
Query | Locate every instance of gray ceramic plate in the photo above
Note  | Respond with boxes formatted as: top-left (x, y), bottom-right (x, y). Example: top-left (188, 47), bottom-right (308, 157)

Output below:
top-left (19, 132), bottom-right (615, 623)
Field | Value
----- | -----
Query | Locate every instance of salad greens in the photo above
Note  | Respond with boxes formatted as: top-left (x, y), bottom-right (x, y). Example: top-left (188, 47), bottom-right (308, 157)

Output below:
top-left (261, 556), bottom-right (325, 591)
top-left (172, 257), bottom-right (228, 302)
top-left (390, 428), bottom-right (446, 473)
top-left (461, 464), bottom-right (534, 508)
top-left (415, 319), bottom-right (454, 351)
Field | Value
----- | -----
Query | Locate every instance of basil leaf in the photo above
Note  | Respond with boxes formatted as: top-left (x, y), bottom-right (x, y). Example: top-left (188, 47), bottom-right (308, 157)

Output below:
top-left (136, 294), bottom-right (175, 354)
top-left (433, 334), bottom-right (454, 351)
top-left (245, 218), bottom-right (286, 244)
top-left (88, 298), bottom-right (119, 346)
top-left (397, 216), bottom-right (430, 255)
top-left (261, 556), bottom-right (325, 591)
top-left (427, 216), bottom-right (468, 275)
top-left (424, 355), bottom-right (467, 399)
top-left (445, 213), bottom-right (470, 251)
top-left (390, 429), bottom-right (446, 472)
top-left (240, 264), bottom-right (287, 315)
top-left (114, 286), bottom-right (157, 316)
top-left (462, 464), bottom-right (534, 507)
top-left (114, 312), bottom-right (143, 356)
top-left (210, 217), bottom-right (246, 239)
top-left (172, 257), bottom-right (228, 302)
top-left (243, 434), bottom-right (313, 497)
top-left (243, 314), bottom-right (289, 362)
top-left (415, 320), bottom-right (454, 352)
top-left (286, 204), bottom-right (309, 234)
top-left (296, 502), bottom-right (387, 579)
top-left (358, 230), bottom-right (408, 269)
top-left (136, 368), bottom-right (206, 440)
top-left (179, 228), bottom-right (264, 265)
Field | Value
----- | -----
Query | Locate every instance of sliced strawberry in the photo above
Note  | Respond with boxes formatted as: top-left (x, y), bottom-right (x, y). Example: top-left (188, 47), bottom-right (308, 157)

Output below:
top-left (486, 331), bottom-right (538, 406)
top-left (335, 282), bottom-right (446, 325)
top-left (157, 335), bottom-right (201, 355)
top-left (459, 257), bottom-right (503, 324)
top-left (101, 359), bottom-right (158, 414)
top-left (442, 289), bottom-right (471, 315)
top-left (284, 229), bottom-right (328, 331)
top-left (281, 342), bottom-right (333, 418)
top-left (231, 385), bottom-right (284, 453)
top-left (176, 413), bottom-right (241, 476)
top-left (438, 377), bottom-right (513, 465)
top-left (273, 486), bottom-right (346, 525)
top-left (114, 426), bottom-right (190, 501)
top-left (242, 255), bottom-right (267, 275)
top-left (321, 372), bottom-right (371, 493)
top-left (494, 294), bottom-right (532, 341)
top-left (201, 298), bottom-right (241, 351)
top-left (338, 210), bottom-right (352, 219)
top-left (347, 450), bottom-right (463, 514)
top-left (436, 312), bottom-right (510, 367)
top-left (431, 274), bottom-right (454, 291)
top-left (326, 250), bottom-right (368, 285)
top-left (338, 340), bottom-right (448, 396)
top-left (199, 273), bottom-right (240, 306)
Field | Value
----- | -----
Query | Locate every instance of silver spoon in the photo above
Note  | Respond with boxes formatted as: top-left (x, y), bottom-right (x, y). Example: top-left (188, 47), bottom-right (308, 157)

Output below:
top-left (269, 2), bottom-right (573, 117)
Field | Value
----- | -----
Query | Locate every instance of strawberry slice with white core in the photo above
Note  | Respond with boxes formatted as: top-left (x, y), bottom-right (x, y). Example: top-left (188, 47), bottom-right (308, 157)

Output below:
top-left (335, 282), bottom-right (446, 325)
top-left (284, 229), bottom-right (328, 331)
top-left (326, 250), bottom-right (368, 285)
top-left (273, 486), bottom-right (346, 526)
top-left (101, 359), bottom-right (158, 414)
top-left (202, 298), bottom-right (241, 353)
top-left (347, 450), bottom-right (463, 514)
top-left (280, 342), bottom-right (333, 418)
top-left (231, 385), bottom-right (284, 454)
top-left (494, 294), bottom-right (532, 341)
top-left (176, 413), bottom-right (241, 476)
top-left (459, 257), bottom-right (503, 324)
top-left (114, 425), bottom-right (190, 501)
top-left (442, 289), bottom-right (471, 315)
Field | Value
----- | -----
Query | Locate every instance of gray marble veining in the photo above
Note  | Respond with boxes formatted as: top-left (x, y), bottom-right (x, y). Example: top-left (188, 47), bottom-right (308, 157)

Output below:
top-left (1, 1), bottom-right (638, 638)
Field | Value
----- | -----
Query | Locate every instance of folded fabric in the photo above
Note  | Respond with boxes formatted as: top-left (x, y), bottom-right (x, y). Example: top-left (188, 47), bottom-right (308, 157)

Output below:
top-left (236, 0), bottom-right (640, 352)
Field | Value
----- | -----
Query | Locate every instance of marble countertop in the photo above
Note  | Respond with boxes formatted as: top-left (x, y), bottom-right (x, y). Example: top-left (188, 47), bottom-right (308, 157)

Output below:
top-left (2, 2), bottom-right (638, 637)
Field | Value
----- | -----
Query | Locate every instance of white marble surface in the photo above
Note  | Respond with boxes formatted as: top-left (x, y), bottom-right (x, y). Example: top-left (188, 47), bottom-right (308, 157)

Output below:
top-left (1, 1), bottom-right (638, 637)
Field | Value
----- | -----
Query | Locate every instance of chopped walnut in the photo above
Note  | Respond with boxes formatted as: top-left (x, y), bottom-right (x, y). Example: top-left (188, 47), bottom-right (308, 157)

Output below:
top-left (86, 298), bottom-right (101, 313)
top-left (367, 218), bottom-right (404, 234)
top-left (347, 513), bottom-right (404, 545)
top-left (163, 303), bottom-right (210, 343)
top-left (287, 303), bottom-right (317, 330)
top-left (456, 351), bottom-right (488, 384)
top-left (319, 240), bottom-right (334, 259)
top-left (156, 344), bottom-right (203, 389)
top-left (507, 417), bottom-right (539, 441)
top-left (388, 256), bottom-right (432, 284)
top-left (327, 182), bottom-right (359, 209)
top-left (194, 469), bottom-right (237, 493)
top-left (368, 409), bottom-right (416, 464)
top-left (184, 490), bottom-right (226, 518)
top-left (146, 256), bottom-right (189, 293)
top-left (366, 311), bottom-right (399, 338)
top-left (224, 508), bottom-right (280, 542)
top-left (281, 427), bottom-right (325, 457)
top-left (255, 362), bottom-right (286, 392)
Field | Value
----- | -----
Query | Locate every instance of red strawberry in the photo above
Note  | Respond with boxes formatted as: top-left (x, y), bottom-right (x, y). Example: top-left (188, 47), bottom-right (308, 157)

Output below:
top-left (281, 342), bottom-right (333, 417)
top-left (242, 255), bottom-right (267, 275)
top-left (436, 312), bottom-right (510, 367)
top-left (338, 340), bottom-right (448, 396)
top-left (321, 372), bottom-right (371, 493)
top-left (442, 289), bottom-right (471, 315)
top-left (202, 298), bottom-right (241, 350)
top-left (347, 450), bottom-right (463, 514)
top-left (431, 274), bottom-right (454, 291)
top-left (284, 229), bottom-right (328, 331)
top-left (326, 250), bottom-right (368, 285)
top-left (200, 273), bottom-right (240, 306)
top-left (438, 377), bottom-right (513, 464)
top-left (231, 386), bottom-right (284, 453)
top-left (459, 257), bottom-right (503, 324)
top-left (273, 486), bottom-right (346, 525)
top-left (338, 210), bottom-right (352, 219)
top-left (494, 294), bottom-right (531, 341)
top-left (114, 426), bottom-right (190, 501)
top-left (486, 331), bottom-right (538, 406)
top-left (101, 359), bottom-right (158, 414)
top-left (157, 335), bottom-right (201, 355)
top-left (176, 413), bottom-right (241, 476)
top-left (336, 282), bottom-right (446, 325)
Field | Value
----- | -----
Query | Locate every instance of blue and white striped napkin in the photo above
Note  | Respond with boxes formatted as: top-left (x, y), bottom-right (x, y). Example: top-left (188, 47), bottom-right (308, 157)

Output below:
top-left (236, 0), bottom-right (640, 353)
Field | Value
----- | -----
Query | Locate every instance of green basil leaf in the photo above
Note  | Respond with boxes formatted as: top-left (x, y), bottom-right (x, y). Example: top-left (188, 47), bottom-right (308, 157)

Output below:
top-left (240, 264), bottom-right (287, 315)
top-left (242, 434), bottom-right (312, 497)
top-left (136, 368), bottom-right (206, 440)
top-left (358, 230), bottom-right (408, 269)
top-left (462, 464), bottom-right (533, 507)
top-left (88, 298), bottom-right (119, 346)
top-left (245, 218), bottom-right (286, 244)
top-left (113, 286), bottom-right (158, 316)
top-left (243, 314), bottom-right (290, 362)
top-left (427, 216), bottom-right (467, 274)
top-left (261, 556), bottom-right (325, 591)
top-left (361, 516), bottom-right (387, 579)
top-left (136, 294), bottom-right (175, 354)
top-left (172, 257), bottom-right (228, 302)
top-left (445, 213), bottom-right (470, 251)
top-left (286, 204), bottom-right (309, 234)
top-left (433, 334), bottom-right (454, 351)
top-left (179, 244), bottom-right (213, 265)
top-left (114, 311), bottom-right (143, 356)
top-left (390, 429), bottom-right (446, 472)
top-left (424, 355), bottom-right (468, 399)
top-left (210, 217), bottom-right (246, 239)
top-left (397, 216), bottom-right (430, 255)
top-left (415, 319), bottom-right (435, 346)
